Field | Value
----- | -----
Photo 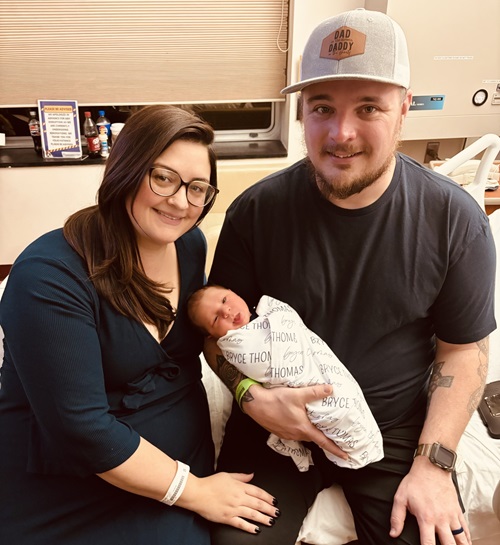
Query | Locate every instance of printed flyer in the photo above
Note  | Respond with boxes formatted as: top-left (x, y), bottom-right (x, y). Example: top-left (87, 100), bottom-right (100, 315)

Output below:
top-left (38, 99), bottom-right (82, 158)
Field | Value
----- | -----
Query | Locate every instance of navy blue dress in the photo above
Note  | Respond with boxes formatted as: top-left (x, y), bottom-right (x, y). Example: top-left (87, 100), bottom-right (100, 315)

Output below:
top-left (0, 228), bottom-right (214, 544)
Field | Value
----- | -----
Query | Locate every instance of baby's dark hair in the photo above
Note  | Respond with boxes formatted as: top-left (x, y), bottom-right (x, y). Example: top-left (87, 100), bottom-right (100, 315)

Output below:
top-left (186, 284), bottom-right (226, 336)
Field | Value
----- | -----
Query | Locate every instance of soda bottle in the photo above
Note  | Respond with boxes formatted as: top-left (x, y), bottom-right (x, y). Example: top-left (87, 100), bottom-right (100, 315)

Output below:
top-left (96, 110), bottom-right (111, 139)
top-left (28, 110), bottom-right (43, 156)
top-left (83, 111), bottom-right (101, 158)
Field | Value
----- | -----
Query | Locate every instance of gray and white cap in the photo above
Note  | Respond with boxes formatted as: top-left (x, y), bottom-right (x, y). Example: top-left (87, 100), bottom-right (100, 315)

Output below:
top-left (281, 8), bottom-right (410, 94)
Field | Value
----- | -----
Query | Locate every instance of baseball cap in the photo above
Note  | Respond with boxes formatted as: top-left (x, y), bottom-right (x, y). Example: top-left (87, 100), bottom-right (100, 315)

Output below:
top-left (281, 8), bottom-right (410, 94)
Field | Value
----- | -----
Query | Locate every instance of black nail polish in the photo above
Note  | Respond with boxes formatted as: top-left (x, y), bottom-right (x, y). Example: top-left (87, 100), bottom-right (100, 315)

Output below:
top-left (269, 518), bottom-right (275, 526)
top-left (272, 497), bottom-right (278, 506)
top-left (255, 526), bottom-right (261, 534)
top-left (275, 508), bottom-right (281, 518)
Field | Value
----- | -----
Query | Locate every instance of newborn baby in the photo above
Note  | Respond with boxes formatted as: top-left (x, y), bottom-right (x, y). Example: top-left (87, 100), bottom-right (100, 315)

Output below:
top-left (188, 285), bottom-right (384, 471)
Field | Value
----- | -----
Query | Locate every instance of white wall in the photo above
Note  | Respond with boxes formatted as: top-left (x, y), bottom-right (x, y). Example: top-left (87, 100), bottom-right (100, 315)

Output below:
top-left (0, 165), bottom-right (104, 265)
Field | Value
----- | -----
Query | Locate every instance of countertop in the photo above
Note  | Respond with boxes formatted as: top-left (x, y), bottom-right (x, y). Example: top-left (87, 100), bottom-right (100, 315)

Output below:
top-left (0, 140), bottom-right (287, 167)
top-left (0, 147), bottom-right (105, 167)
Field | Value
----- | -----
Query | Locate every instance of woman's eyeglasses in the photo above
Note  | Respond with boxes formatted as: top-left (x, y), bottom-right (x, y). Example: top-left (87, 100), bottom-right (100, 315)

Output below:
top-left (149, 167), bottom-right (218, 207)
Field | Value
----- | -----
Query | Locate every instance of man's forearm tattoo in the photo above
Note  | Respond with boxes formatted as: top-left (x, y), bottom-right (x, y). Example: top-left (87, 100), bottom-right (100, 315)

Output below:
top-left (429, 361), bottom-right (453, 394)
top-left (428, 361), bottom-right (453, 409)
top-left (240, 389), bottom-right (255, 407)
top-left (428, 338), bottom-right (489, 416)
top-left (476, 338), bottom-right (489, 383)
top-left (215, 353), bottom-right (245, 395)
top-left (468, 338), bottom-right (489, 415)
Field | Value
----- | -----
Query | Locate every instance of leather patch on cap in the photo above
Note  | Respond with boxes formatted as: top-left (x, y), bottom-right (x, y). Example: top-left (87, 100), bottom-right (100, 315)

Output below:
top-left (320, 26), bottom-right (366, 60)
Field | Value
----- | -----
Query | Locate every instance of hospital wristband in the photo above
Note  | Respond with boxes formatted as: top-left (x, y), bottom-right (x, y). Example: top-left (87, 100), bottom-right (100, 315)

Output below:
top-left (235, 378), bottom-right (260, 410)
top-left (159, 460), bottom-right (190, 506)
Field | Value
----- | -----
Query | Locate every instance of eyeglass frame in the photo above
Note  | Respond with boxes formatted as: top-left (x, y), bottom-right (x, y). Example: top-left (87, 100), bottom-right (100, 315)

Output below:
top-left (148, 166), bottom-right (219, 208)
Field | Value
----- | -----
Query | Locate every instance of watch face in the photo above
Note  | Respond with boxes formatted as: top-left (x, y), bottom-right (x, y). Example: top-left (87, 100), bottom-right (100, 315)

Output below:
top-left (431, 443), bottom-right (456, 469)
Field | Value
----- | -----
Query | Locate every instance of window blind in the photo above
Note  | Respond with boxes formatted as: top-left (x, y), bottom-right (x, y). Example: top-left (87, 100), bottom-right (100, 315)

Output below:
top-left (0, 0), bottom-right (289, 107)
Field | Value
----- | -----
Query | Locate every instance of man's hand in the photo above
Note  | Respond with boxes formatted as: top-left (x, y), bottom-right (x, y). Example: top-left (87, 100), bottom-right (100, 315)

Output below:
top-left (243, 383), bottom-right (348, 459)
top-left (203, 336), bottom-right (346, 458)
top-left (390, 456), bottom-right (471, 544)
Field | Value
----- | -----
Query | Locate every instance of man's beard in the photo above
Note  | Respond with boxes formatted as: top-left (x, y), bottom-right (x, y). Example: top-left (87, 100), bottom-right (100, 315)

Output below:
top-left (308, 134), bottom-right (402, 202)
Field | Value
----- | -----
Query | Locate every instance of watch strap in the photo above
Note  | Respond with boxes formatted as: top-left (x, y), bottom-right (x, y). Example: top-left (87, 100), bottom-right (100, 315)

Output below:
top-left (414, 442), bottom-right (456, 471)
top-left (414, 443), bottom-right (433, 458)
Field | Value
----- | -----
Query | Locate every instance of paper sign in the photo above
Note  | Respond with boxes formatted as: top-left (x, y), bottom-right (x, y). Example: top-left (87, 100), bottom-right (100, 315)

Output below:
top-left (38, 99), bottom-right (82, 158)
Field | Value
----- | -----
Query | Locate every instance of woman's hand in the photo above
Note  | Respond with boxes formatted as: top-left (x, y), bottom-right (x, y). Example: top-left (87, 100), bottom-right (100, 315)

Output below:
top-left (178, 471), bottom-right (279, 534)
top-left (97, 437), bottom-right (277, 533)
top-left (243, 383), bottom-right (347, 460)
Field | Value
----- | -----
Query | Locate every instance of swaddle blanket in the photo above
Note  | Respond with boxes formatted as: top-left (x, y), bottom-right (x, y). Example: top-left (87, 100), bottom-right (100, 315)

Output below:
top-left (217, 296), bottom-right (384, 471)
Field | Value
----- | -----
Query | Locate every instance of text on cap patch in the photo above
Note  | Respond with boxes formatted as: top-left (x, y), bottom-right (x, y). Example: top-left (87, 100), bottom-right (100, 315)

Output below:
top-left (320, 26), bottom-right (366, 60)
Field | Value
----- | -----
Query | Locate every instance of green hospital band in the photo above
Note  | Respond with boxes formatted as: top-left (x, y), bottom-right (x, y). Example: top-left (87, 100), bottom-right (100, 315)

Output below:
top-left (235, 378), bottom-right (260, 410)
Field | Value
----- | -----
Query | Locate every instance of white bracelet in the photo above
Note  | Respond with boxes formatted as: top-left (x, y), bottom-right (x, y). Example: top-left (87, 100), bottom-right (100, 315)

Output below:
top-left (159, 461), bottom-right (190, 506)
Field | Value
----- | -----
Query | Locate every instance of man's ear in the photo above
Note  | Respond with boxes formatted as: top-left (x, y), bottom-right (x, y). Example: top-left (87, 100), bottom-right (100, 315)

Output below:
top-left (401, 89), bottom-right (412, 117)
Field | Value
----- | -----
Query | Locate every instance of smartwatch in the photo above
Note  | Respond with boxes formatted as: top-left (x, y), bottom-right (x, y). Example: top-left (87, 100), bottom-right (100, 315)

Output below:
top-left (413, 442), bottom-right (457, 471)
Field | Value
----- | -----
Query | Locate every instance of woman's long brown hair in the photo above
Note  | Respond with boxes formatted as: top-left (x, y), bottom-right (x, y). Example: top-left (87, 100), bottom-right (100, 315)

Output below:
top-left (63, 105), bottom-right (217, 339)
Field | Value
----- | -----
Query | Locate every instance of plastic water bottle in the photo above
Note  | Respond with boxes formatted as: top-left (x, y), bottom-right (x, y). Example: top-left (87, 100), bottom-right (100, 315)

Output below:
top-left (96, 110), bottom-right (111, 139)
top-left (83, 112), bottom-right (101, 158)
top-left (28, 110), bottom-right (42, 156)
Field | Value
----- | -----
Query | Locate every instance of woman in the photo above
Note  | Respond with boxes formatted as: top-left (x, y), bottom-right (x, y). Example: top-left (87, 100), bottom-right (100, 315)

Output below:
top-left (0, 105), bottom-right (277, 544)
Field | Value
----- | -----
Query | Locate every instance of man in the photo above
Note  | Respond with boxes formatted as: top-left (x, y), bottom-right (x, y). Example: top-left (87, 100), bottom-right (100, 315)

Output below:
top-left (206, 8), bottom-right (495, 545)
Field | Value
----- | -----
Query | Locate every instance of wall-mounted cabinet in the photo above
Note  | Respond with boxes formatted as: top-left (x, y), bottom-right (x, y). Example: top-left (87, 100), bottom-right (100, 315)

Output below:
top-left (366, 0), bottom-right (500, 139)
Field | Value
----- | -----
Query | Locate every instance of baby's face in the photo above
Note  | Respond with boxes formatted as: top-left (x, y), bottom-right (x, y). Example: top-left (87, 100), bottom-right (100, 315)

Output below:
top-left (195, 287), bottom-right (251, 339)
